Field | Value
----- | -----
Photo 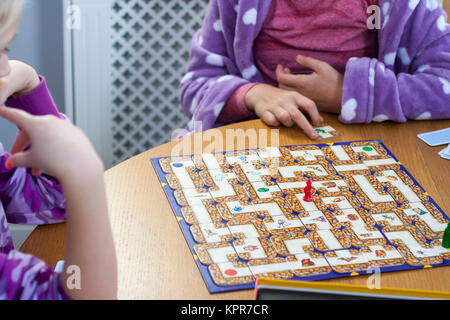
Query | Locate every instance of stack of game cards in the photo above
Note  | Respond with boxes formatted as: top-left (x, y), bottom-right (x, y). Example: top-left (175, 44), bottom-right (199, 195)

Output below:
top-left (417, 128), bottom-right (450, 160)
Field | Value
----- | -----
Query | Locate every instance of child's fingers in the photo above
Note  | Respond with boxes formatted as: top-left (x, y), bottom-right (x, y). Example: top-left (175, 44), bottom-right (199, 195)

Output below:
top-left (260, 111), bottom-right (280, 127)
top-left (296, 55), bottom-right (327, 74)
top-left (293, 95), bottom-right (323, 126)
top-left (286, 107), bottom-right (319, 140)
top-left (7, 151), bottom-right (32, 169)
top-left (277, 71), bottom-right (313, 90)
top-left (31, 168), bottom-right (43, 177)
top-left (10, 130), bottom-right (30, 154)
top-left (272, 107), bottom-right (294, 128)
top-left (0, 107), bottom-right (32, 130)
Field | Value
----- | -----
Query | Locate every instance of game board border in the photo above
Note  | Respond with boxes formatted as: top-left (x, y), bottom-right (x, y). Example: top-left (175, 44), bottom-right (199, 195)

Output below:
top-left (150, 139), bottom-right (449, 294)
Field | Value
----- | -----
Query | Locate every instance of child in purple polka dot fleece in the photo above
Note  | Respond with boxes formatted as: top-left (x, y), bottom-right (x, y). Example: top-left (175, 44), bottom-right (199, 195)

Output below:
top-left (180, 0), bottom-right (450, 139)
top-left (0, 0), bottom-right (117, 299)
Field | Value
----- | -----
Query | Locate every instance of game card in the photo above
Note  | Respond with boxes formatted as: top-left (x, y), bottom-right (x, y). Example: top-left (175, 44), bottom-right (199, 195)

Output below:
top-left (314, 126), bottom-right (338, 140)
top-left (417, 127), bottom-right (450, 146)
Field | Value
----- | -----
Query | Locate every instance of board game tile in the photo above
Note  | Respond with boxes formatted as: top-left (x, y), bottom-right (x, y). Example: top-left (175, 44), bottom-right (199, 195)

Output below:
top-left (306, 228), bottom-right (352, 251)
top-left (286, 252), bottom-right (333, 277)
top-left (263, 213), bottom-right (305, 234)
top-left (208, 179), bottom-right (249, 201)
top-left (432, 239), bottom-right (450, 261)
top-left (331, 207), bottom-right (376, 230)
top-left (208, 261), bottom-right (255, 286)
top-left (192, 153), bottom-right (227, 171)
top-left (274, 161), bottom-right (339, 181)
top-left (348, 141), bottom-right (390, 160)
top-left (314, 126), bottom-right (339, 140)
top-left (250, 197), bottom-right (295, 219)
top-left (227, 212), bottom-right (270, 239)
top-left (190, 223), bottom-right (233, 244)
top-left (233, 163), bottom-right (275, 183)
top-left (248, 257), bottom-right (294, 280)
top-left (371, 208), bottom-right (410, 230)
top-left (402, 201), bottom-right (450, 240)
top-left (246, 180), bottom-right (284, 201)
top-left (362, 158), bottom-right (400, 172)
top-left (163, 161), bottom-right (207, 191)
top-left (215, 199), bottom-right (256, 221)
top-left (321, 145), bottom-right (353, 162)
top-left (359, 244), bottom-right (406, 268)
top-left (158, 156), bottom-right (194, 174)
top-left (232, 236), bottom-right (277, 260)
top-left (374, 169), bottom-right (425, 205)
top-left (344, 226), bottom-right (387, 247)
top-left (199, 168), bottom-right (243, 186)
top-left (173, 188), bottom-right (212, 207)
top-left (270, 230), bottom-right (314, 256)
top-left (395, 244), bottom-right (444, 266)
top-left (194, 241), bottom-right (239, 265)
top-left (382, 225), bottom-right (445, 265)
top-left (180, 200), bottom-right (223, 225)
top-left (315, 192), bottom-right (361, 212)
top-left (223, 150), bottom-right (261, 168)
top-left (282, 189), bottom-right (321, 216)
top-left (310, 179), bottom-right (350, 196)
top-left (276, 179), bottom-right (308, 193)
top-left (323, 141), bottom-right (390, 163)
top-left (283, 145), bottom-right (326, 163)
top-left (330, 160), bottom-right (371, 177)
top-left (257, 147), bottom-right (283, 160)
top-left (324, 249), bottom-right (370, 274)
top-left (344, 174), bottom-right (398, 213)
top-left (299, 211), bottom-right (333, 231)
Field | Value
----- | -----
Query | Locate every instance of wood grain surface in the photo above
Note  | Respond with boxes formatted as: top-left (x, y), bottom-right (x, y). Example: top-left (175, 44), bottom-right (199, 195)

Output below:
top-left (20, 114), bottom-right (450, 299)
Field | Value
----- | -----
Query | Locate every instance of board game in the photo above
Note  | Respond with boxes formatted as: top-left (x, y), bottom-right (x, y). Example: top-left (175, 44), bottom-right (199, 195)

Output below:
top-left (151, 140), bottom-right (450, 293)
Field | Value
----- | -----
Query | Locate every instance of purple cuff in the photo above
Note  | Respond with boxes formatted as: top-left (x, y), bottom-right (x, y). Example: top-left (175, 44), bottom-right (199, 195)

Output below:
top-left (5, 76), bottom-right (64, 119)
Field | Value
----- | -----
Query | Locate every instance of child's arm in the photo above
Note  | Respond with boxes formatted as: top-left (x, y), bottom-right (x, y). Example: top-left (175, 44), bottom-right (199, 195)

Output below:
top-left (0, 61), bottom-right (66, 225)
top-left (179, 0), bottom-right (321, 137)
top-left (0, 108), bottom-right (117, 300)
top-left (1, 60), bottom-right (63, 118)
top-left (179, 0), bottom-right (252, 132)
top-left (339, 3), bottom-right (449, 123)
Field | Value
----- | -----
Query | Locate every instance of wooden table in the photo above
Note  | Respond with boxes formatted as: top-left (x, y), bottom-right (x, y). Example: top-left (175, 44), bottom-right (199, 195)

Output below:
top-left (21, 114), bottom-right (450, 299)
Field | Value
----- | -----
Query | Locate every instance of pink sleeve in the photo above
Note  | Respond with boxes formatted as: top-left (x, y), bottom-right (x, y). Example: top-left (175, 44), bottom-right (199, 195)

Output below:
top-left (217, 83), bottom-right (258, 123)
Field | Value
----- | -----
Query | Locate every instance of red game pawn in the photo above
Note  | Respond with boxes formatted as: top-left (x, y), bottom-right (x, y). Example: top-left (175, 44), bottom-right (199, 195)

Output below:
top-left (303, 179), bottom-right (313, 202)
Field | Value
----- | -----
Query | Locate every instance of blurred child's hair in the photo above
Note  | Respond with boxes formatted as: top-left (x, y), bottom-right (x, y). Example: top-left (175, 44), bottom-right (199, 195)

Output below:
top-left (0, 0), bottom-right (23, 34)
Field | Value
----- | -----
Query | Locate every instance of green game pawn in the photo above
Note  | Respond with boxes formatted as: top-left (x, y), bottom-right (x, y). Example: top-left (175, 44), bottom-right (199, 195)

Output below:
top-left (443, 222), bottom-right (450, 249)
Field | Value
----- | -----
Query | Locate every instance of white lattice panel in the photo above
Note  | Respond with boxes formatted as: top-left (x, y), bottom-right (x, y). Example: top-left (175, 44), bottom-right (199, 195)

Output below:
top-left (111, 0), bottom-right (207, 165)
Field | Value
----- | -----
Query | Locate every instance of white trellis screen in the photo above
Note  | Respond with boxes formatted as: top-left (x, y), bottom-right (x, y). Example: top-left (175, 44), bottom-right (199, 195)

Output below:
top-left (65, 0), bottom-right (208, 168)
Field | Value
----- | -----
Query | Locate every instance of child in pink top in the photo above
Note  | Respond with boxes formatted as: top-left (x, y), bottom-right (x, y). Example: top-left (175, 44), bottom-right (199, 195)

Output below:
top-left (219, 0), bottom-right (379, 128)
top-left (180, 0), bottom-right (450, 139)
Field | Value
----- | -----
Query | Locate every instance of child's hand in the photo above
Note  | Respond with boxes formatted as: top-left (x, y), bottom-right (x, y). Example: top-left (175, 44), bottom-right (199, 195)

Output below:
top-left (0, 107), bottom-right (117, 300)
top-left (276, 55), bottom-right (344, 114)
top-left (0, 60), bottom-right (41, 105)
top-left (245, 83), bottom-right (324, 139)
top-left (0, 107), bottom-right (103, 184)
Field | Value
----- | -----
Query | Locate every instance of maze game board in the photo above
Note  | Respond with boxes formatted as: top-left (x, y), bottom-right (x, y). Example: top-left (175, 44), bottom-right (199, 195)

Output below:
top-left (151, 140), bottom-right (450, 293)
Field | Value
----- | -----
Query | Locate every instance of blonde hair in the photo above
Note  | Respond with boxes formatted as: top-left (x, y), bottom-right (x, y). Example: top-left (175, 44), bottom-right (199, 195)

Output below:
top-left (0, 0), bottom-right (23, 34)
